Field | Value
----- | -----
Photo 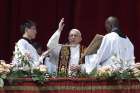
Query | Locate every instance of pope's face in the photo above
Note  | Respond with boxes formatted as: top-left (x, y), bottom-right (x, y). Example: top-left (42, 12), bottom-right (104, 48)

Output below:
top-left (68, 30), bottom-right (82, 45)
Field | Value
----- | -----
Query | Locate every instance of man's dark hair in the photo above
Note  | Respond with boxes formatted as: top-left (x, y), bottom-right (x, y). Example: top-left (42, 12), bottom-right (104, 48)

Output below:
top-left (20, 20), bottom-right (36, 34)
top-left (107, 16), bottom-right (126, 38)
top-left (110, 17), bottom-right (120, 28)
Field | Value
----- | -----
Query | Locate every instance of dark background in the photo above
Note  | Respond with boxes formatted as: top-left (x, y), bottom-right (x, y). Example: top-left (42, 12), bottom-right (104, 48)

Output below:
top-left (0, 0), bottom-right (139, 62)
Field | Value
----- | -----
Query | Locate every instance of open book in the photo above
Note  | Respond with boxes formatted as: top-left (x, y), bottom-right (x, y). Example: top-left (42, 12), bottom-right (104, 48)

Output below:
top-left (82, 34), bottom-right (103, 57)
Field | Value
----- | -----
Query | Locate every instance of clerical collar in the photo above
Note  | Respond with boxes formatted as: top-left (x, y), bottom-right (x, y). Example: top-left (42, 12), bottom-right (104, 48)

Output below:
top-left (112, 27), bottom-right (118, 32)
top-left (22, 37), bottom-right (33, 44)
top-left (70, 44), bottom-right (80, 48)
top-left (111, 27), bottom-right (126, 38)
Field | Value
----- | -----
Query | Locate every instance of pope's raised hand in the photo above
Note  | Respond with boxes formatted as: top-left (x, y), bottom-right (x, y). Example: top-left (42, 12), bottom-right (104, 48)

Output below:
top-left (58, 18), bottom-right (65, 31)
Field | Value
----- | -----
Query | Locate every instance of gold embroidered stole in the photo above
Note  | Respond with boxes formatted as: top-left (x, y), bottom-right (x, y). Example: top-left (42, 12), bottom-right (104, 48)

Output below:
top-left (58, 45), bottom-right (86, 75)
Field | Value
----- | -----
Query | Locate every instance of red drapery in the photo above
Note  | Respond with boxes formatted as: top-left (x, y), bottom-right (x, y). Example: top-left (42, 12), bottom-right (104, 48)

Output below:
top-left (0, 0), bottom-right (140, 62)
top-left (0, 78), bottom-right (140, 93)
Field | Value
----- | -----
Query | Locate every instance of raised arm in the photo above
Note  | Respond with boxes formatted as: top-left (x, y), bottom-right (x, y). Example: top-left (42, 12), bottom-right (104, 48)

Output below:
top-left (47, 18), bottom-right (65, 49)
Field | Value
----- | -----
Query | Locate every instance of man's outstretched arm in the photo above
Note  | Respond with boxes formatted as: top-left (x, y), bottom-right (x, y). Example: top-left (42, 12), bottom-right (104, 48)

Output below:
top-left (47, 18), bottom-right (65, 48)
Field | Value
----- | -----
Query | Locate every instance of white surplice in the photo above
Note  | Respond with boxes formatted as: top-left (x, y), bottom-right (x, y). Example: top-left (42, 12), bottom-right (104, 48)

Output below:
top-left (46, 30), bottom-right (81, 74)
top-left (12, 39), bottom-right (40, 67)
top-left (84, 32), bottom-right (135, 74)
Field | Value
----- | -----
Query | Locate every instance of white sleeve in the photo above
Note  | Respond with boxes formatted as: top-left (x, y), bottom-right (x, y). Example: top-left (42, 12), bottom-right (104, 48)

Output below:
top-left (83, 54), bottom-right (97, 74)
top-left (82, 35), bottom-right (113, 74)
top-left (47, 30), bottom-right (61, 49)
top-left (95, 35), bottom-right (113, 65)
top-left (16, 40), bottom-right (29, 54)
top-left (46, 30), bottom-right (62, 65)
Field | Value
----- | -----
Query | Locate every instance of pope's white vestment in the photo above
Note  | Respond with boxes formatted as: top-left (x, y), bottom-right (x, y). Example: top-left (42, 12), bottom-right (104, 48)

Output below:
top-left (46, 30), bottom-right (84, 74)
